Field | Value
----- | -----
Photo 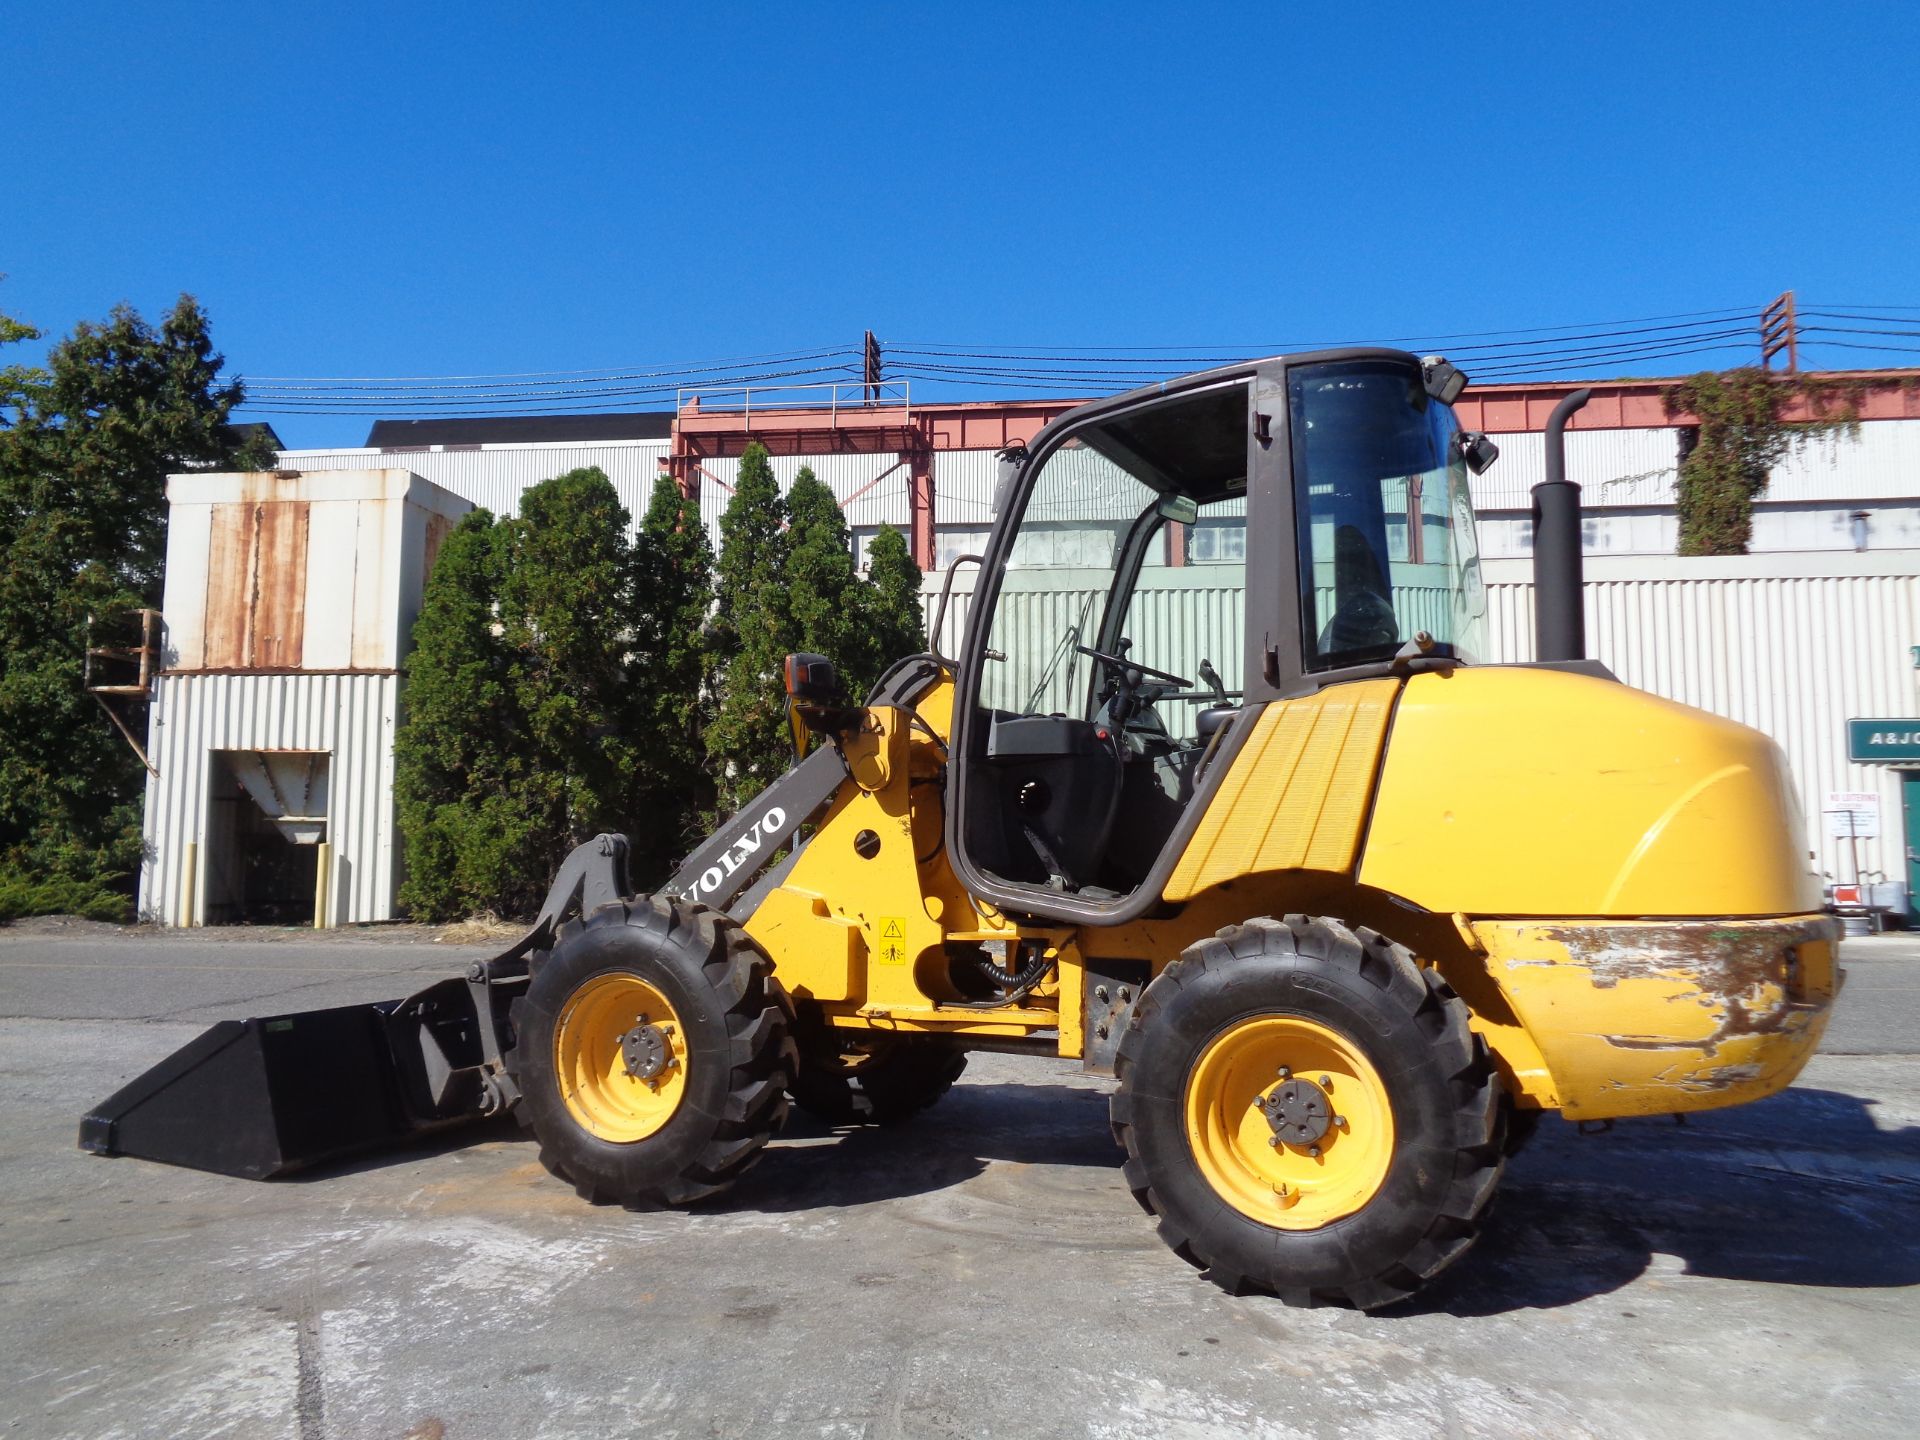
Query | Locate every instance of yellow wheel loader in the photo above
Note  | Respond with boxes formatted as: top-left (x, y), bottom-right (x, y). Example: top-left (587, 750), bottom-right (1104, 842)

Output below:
top-left (83, 350), bottom-right (1841, 1309)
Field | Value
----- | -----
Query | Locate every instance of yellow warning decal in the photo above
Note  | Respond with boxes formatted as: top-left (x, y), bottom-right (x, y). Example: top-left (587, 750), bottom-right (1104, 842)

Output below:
top-left (876, 916), bottom-right (909, 965)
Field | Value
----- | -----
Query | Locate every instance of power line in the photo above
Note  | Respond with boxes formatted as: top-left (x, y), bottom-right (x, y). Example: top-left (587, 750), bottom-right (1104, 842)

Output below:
top-left (233, 300), bottom-right (1920, 419)
top-left (887, 313), bottom-right (1764, 367)
top-left (238, 343), bottom-right (859, 384)
top-left (887, 303), bottom-right (1764, 351)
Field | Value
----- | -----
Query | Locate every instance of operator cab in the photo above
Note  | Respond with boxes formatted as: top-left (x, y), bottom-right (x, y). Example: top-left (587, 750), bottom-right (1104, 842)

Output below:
top-left (948, 351), bottom-right (1490, 922)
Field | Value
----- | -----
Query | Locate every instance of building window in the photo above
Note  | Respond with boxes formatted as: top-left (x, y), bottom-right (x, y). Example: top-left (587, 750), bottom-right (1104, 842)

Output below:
top-left (1186, 518), bottom-right (1246, 564)
top-left (934, 527), bottom-right (993, 570)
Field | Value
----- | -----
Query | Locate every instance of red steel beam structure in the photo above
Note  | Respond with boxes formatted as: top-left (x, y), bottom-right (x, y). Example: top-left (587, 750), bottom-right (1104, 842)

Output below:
top-left (673, 370), bottom-right (1920, 566)
top-left (673, 397), bottom-right (1076, 569)
top-left (1454, 369), bottom-right (1920, 432)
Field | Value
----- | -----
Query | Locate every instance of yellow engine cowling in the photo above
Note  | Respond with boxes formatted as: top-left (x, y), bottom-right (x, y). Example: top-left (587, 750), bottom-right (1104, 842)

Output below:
top-left (1359, 666), bottom-right (1839, 1118)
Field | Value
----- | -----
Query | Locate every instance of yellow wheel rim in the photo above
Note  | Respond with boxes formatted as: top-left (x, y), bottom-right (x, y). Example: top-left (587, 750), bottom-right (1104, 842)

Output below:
top-left (1183, 1014), bottom-right (1395, 1230)
top-left (554, 973), bottom-right (689, 1143)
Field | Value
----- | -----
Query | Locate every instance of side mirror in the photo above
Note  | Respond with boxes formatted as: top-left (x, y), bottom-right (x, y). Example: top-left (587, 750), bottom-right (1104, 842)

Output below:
top-left (784, 652), bottom-right (861, 755)
top-left (1458, 431), bottom-right (1499, 475)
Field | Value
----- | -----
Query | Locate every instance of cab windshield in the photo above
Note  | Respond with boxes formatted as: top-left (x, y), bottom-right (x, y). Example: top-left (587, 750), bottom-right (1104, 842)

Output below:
top-left (1288, 360), bottom-right (1486, 669)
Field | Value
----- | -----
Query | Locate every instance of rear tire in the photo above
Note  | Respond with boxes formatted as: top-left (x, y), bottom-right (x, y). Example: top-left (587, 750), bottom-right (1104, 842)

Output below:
top-left (508, 896), bottom-right (796, 1207)
top-left (1110, 915), bottom-right (1504, 1310)
top-left (788, 1006), bottom-right (967, 1126)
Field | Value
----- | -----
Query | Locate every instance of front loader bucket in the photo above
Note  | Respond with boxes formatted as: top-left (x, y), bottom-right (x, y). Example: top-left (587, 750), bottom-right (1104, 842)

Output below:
top-left (81, 1004), bottom-right (416, 1178)
top-left (80, 975), bottom-right (509, 1180)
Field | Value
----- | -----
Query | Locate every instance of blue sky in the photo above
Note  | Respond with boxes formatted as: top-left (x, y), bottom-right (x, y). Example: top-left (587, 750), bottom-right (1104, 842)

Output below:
top-left (4, 3), bottom-right (1917, 447)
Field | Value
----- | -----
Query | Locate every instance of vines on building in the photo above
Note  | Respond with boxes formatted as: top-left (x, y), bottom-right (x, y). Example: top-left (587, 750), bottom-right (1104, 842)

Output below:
top-left (1665, 368), bottom-right (1862, 555)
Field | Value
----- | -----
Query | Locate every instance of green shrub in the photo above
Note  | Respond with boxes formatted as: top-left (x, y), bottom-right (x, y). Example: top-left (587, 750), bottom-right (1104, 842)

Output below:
top-left (0, 866), bottom-right (132, 924)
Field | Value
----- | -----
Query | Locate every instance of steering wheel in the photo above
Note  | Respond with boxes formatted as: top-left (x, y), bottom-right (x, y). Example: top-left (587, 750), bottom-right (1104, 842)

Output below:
top-left (1073, 643), bottom-right (1191, 689)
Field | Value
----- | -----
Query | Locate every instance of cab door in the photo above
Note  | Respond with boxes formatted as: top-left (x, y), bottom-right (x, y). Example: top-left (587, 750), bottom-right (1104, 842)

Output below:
top-left (947, 372), bottom-right (1265, 923)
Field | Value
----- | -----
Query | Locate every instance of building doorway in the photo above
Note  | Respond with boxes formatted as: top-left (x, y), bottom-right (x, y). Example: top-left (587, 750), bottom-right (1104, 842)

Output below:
top-left (202, 751), bottom-right (331, 926)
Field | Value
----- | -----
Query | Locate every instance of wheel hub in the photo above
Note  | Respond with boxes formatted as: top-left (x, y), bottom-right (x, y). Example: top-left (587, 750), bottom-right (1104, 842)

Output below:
top-left (620, 1018), bottom-right (676, 1082)
top-left (1258, 1071), bottom-right (1334, 1147)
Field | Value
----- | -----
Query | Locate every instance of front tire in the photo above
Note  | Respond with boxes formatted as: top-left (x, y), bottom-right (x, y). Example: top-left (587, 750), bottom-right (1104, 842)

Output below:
top-left (1110, 915), bottom-right (1504, 1310)
top-left (508, 896), bottom-right (796, 1207)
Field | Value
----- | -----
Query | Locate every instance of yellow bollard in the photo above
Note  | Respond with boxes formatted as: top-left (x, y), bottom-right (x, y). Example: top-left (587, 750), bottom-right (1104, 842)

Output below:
top-left (313, 842), bottom-right (333, 930)
top-left (179, 843), bottom-right (197, 928)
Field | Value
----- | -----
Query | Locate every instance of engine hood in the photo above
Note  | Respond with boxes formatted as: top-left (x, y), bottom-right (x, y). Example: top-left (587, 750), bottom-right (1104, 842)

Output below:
top-left (1358, 666), bottom-right (1821, 918)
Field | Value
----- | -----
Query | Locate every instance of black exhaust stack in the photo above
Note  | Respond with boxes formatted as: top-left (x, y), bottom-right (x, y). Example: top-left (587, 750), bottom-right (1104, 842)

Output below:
top-left (1532, 387), bottom-right (1593, 662)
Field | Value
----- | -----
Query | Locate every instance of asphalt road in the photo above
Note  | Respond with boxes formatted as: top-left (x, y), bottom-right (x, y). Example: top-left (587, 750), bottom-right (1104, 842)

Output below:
top-left (2, 924), bottom-right (1917, 1439)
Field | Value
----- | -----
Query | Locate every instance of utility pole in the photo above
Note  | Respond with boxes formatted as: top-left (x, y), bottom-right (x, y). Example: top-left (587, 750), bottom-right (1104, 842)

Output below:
top-left (1760, 291), bottom-right (1798, 374)
top-left (863, 330), bottom-right (883, 403)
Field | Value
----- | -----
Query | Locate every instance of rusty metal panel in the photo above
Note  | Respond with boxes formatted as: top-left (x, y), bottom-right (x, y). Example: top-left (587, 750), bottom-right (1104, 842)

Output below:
top-left (201, 505), bottom-right (253, 669)
top-left (422, 510), bottom-right (455, 581)
top-left (202, 501), bottom-right (309, 669)
top-left (253, 502), bottom-right (308, 668)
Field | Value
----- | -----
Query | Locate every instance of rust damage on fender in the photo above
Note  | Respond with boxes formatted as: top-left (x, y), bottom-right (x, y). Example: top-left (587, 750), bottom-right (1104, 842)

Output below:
top-left (1529, 923), bottom-right (1790, 995)
top-left (1470, 916), bottom-right (1840, 1116)
top-left (1521, 922), bottom-right (1828, 1059)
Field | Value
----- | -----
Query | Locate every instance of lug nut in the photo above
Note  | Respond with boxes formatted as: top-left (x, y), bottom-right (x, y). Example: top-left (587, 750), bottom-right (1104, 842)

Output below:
top-left (1334, 1115), bottom-right (1347, 1129)
top-left (1268, 1136), bottom-right (1280, 1148)
top-left (1319, 1075), bottom-right (1332, 1089)
top-left (1308, 1145), bottom-right (1321, 1159)
top-left (1277, 1067), bottom-right (1291, 1080)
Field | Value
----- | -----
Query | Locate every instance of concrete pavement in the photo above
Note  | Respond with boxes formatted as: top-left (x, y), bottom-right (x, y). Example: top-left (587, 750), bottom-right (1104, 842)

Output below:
top-left (2, 925), bottom-right (1916, 1438)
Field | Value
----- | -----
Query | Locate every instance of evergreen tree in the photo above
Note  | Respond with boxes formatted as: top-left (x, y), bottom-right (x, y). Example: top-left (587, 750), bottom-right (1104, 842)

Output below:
top-left (0, 297), bottom-right (268, 917)
top-left (393, 510), bottom-right (527, 920)
top-left (496, 468), bottom-right (650, 902)
top-left (785, 465), bottom-right (865, 688)
top-left (706, 443), bottom-right (794, 812)
top-left (396, 468), bottom-right (672, 919)
top-left (628, 472), bottom-right (715, 882)
top-left (858, 523), bottom-right (927, 693)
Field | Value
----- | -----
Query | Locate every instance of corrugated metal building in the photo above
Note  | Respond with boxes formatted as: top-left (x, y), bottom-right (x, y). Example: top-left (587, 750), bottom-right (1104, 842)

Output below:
top-left (139, 469), bottom-right (473, 925)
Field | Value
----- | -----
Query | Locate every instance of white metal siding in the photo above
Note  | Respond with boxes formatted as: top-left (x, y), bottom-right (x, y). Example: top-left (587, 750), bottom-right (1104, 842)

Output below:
top-left (1767, 419), bottom-right (1920, 503)
top-left (1473, 421), bottom-right (1920, 514)
top-left (1484, 553), bottom-right (1920, 887)
top-left (933, 449), bottom-right (1002, 532)
top-left (274, 441), bottom-right (671, 535)
top-left (139, 672), bottom-right (401, 925)
top-left (1474, 428), bottom-right (1685, 512)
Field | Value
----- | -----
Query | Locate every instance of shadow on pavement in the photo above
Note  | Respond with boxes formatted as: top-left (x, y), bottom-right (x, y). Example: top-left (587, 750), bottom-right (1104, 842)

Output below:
top-left (1405, 1085), bottom-right (1920, 1316)
top-left (285, 1113), bottom-right (527, 1183)
top-left (280, 1078), bottom-right (1920, 1317)
top-left (732, 1081), bottom-right (1123, 1212)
